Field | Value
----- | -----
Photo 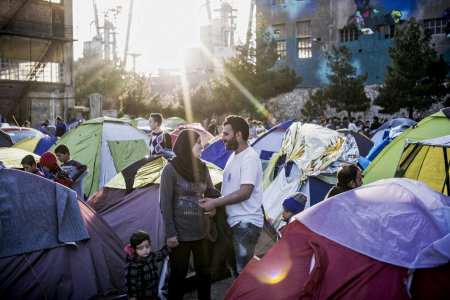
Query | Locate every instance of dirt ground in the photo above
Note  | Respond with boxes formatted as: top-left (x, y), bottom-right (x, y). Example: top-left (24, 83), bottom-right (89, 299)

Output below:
top-left (183, 276), bottom-right (234, 300)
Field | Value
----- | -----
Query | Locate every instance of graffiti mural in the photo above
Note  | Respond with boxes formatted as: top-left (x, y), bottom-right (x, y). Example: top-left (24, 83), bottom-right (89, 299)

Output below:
top-left (346, 0), bottom-right (420, 34)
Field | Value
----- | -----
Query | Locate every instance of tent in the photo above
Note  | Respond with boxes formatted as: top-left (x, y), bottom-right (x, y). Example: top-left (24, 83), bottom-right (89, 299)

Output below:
top-left (51, 117), bottom-right (151, 196)
top-left (224, 178), bottom-right (450, 299)
top-left (0, 147), bottom-right (39, 169)
top-left (11, 136), bottom-right (57, 155)
top-left (0, 166), bottom-right (125, 299)
top-left (395, 135), bottom-right (450, 195)
top-left (337, 129), bottom-right (374, 157)
top-left (262, 123), bottom-right (359, 228)
top-left (371, 118), bottom-right (416, 144)
top-left (0, 130), bottom-right (13, 147)
top-left (363, 108), bottom-right (450, 184)
top-left (163, 117), bottom-right (185, 131)
top-left (200, 120), bottom-right (293, 170)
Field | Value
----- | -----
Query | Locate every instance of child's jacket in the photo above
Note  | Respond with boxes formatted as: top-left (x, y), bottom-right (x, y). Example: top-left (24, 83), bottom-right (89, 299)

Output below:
top-left (124, 244), bottom-right (170, 298)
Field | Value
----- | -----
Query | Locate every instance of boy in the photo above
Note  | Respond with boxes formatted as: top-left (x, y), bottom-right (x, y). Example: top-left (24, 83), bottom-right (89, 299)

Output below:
top-left (279, 192), bottom-right (307, 237)
top-left (124, 230), bottom-right (171, 300)
top-left (54, 144), bottom-right (87, 198)
top-left (21, 154), bottom-right (44, 177)
top-left (39, 151), bottom-right (72, 188)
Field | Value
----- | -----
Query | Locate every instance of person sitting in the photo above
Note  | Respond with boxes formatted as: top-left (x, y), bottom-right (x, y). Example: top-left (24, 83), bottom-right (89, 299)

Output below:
top-left (279, 192), bottom-right (307, 237)
top-left (325, 163), bottom-right (363, 199)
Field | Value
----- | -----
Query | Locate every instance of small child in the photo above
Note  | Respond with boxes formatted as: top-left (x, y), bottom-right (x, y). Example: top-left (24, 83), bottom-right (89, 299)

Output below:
top-left (39, 151), bottom-right (72, 188)
top-left (124, 230), bottom-right (170, 300)
top-left (21, 154), bottom-right (45, 177)
top-left (54, 144), bottom-right (87, 198)
top-left (279, 192), bottom-right (307, 238)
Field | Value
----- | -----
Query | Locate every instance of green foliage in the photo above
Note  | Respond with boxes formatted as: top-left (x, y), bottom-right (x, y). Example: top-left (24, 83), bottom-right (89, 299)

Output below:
top-left (304, 45), bottom-right (370, 119)
top-left (375, 18), bottom-right (449, 118)
top-left (210, 14), bottom-right (301, 118)
top-left (74, 58), bottom-right (125, 109)
top-left (118, 73), bottom-right (155, 118)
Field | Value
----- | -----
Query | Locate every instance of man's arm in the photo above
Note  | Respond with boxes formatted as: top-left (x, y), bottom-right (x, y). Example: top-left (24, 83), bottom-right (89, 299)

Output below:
top-left (200, 184), bottom-right (253, 212)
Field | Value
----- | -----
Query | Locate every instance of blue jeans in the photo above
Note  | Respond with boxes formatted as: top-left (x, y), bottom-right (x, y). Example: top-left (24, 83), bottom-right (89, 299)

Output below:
top-left (232, 221), bottom-right (262, 274)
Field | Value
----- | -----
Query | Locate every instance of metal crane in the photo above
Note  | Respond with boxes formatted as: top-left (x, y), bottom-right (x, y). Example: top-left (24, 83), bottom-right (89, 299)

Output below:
top-left (92, 0), bottom-right (101, 38)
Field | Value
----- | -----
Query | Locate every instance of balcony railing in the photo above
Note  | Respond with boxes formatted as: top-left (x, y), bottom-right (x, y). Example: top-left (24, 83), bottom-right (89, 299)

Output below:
top-left (0, 20), bottom-right (72, 39)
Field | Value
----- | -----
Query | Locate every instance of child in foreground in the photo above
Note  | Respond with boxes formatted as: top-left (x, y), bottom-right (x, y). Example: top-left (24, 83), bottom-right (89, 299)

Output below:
top-left (54, 144), bottom-right (87, 198)
top-left (124, 230), bottom-right (171, 300)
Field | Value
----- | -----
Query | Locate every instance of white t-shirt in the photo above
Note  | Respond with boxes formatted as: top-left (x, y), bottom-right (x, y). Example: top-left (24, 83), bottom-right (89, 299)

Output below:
top-left (222, 146), bottom-right (263, 228)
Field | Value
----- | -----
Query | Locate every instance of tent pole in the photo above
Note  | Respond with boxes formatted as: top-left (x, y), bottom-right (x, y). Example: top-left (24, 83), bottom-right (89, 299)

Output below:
top-left (442, 148), bottom-right (450, 195)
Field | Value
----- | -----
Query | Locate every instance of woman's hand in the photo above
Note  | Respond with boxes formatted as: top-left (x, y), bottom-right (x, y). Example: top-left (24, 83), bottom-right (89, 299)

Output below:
top-left (167, 236), bottom-right (179, 248)
top-left (206, 208), bottom-right (216, 217)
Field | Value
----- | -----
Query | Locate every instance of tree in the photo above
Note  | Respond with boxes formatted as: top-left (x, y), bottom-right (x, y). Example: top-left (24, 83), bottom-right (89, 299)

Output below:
top-left (118, 73), bottom-right (155, 118)
top-left (74, 58), bottom-right (126, 109)
top-left (212, 14), bottom-right (301, 118)
top-left (303, 45), bottom-right (370, 119)
top-left (375, 18), bottom-right (449, 118)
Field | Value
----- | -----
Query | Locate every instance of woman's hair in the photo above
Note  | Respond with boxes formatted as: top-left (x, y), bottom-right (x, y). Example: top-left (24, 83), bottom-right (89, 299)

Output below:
top-left (130, 230), bottom-right (151, 249)
top-left (337, 163), bottom-right (360, 186)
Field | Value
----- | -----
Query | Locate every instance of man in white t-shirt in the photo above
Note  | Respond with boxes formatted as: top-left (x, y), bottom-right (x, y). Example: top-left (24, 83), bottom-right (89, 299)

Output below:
top-left (200, 115), bottom-right (263, 275)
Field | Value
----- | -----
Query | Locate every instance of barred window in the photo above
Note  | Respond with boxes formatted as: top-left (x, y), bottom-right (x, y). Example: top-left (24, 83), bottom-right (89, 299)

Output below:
top-left (273, 24), bottom-right (286, 37)
top-left (277, 40), bottom-right (287, 60)
top-left (379, 25), bottom-right (395, 39)
top-left (296, 20), bottom-right (311, 58)
top-left (0, 58), bottom-right (64, 83)
top-left (340, 28), bottom-right (359, 42)
top-left (423, 18), bottom-right (446, 35)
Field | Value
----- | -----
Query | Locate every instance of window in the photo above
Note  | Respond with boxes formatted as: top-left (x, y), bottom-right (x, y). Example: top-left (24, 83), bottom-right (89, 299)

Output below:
top-left (276, 40), bottom-right (287, 60)
top-left (339, 28), bottom-right (359, 42)
top-left (296, 20), bottom-right (311, 58)
top-left (423, 18), bottom-right (446, 35)
top-left (0, 58), bottom-right (64, 83)
top-left (379, 25), bottom-right (395, 39)
top-left (273, 0), bottom-right (286, 4)
top-left (273, 24), bottom-right (286, 37)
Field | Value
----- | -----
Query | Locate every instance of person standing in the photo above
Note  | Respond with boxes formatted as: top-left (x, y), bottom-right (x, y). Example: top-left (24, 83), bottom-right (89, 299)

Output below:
top-left (160, 129), bottom-right (217, 300)
top-left (207, 119), bottom-right (219, 136)
top-left (200, 115), bottom-right (263, 275)
top-left (55, 116), bottom-right (67, 138)
top-left (148, 113), bottom-right (172, 155)
top-left (324, 163), bottom-right (363, 199)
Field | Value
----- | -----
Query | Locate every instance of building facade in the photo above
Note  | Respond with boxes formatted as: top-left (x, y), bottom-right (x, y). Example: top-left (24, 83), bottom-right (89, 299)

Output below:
top-left (255, 0), bottom-right (450, 88)
top-left (0, 0), bottom-right (74, 126)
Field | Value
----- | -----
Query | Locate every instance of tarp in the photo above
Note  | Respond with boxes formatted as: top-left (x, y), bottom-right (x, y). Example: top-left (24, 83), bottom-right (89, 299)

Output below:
top-left (0, 166), bottom-right (125, 299)
top-left (363, 108), bottom-right (450, 184)
top-left (297, 178), bottom-right (450, 268)
top-left (337, 129), bottom-right (374, 157)
top-left (395, 135), bottom-right (450, 195)
top-left (262, 123), bottom-right (358, 228)
top-left (0, 147), bottom-right (40, 169)
top-left (51, 117), bottom-right (151, 196)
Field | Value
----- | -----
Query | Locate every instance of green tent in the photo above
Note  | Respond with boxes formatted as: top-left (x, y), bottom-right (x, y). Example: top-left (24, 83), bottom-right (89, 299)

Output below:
top-left (163, 117), bottom-right (185, 131)
top-left (363, 108), bottom-right (450, 184)
top-left (51, 117), bottom-right (150, 196)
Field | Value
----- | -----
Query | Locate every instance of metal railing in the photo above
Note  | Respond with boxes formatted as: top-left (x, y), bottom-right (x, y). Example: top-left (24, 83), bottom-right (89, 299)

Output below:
top-left (0, 20), bottom-right (72, 39)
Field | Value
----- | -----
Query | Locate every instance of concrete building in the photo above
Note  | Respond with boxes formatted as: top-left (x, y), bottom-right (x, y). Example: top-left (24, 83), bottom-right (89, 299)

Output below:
top-left (255, 0), bottom-right (450, 88)
top-left (0, 0), bottom-right (74, 126)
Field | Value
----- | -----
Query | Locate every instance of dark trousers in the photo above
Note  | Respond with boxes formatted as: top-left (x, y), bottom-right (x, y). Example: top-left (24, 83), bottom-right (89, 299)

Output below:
top-left (168, 239), bottom-right (211, 300)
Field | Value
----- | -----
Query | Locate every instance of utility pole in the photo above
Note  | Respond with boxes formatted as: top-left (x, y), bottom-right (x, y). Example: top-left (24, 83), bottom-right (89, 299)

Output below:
top-left (129, 52), bottom-right (141, 73)
top-left (123, 0), bottom-right (134, 68)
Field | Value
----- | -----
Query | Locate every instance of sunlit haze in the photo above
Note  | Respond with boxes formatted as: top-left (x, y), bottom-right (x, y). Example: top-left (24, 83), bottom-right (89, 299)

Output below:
top-left (73, 0), bottom-right (250, 74)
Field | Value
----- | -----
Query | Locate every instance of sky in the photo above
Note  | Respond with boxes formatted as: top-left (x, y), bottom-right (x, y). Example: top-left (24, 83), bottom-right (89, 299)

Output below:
top-left (72, 0), bottom-right (251, 74)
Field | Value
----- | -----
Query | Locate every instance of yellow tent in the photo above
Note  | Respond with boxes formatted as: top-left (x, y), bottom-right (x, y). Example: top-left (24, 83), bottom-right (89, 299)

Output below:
top-left (0, 147), bottom-right (40, 169)
top-left (11, 137), bottom-right (40, 153)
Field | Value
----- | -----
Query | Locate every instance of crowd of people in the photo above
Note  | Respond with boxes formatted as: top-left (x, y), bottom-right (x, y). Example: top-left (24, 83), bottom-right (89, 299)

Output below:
top-left (13, 111), bottom-right (372, 300)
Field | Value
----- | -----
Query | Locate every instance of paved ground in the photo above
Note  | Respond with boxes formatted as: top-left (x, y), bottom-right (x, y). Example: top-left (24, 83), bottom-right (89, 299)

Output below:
top-left (183, 276), bottom-right (234, 300)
